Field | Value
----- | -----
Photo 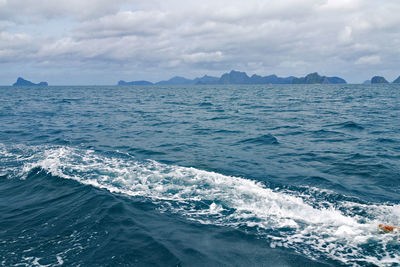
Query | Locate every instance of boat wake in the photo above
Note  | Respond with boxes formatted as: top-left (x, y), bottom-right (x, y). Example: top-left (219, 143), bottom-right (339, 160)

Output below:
top-left (1, 144), bottom-right (400, 266)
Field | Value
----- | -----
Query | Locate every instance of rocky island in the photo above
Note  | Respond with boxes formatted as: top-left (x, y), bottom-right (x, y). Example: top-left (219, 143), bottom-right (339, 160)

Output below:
top-left (13, 77), bottom-right (48, 86)
top-left (292, 72), bottom-right (346, 84)
top-left (370, 76), bottom-right (389, 84)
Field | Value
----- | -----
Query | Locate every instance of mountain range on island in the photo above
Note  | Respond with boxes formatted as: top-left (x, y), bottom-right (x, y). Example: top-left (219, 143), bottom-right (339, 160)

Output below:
top-left (119, 71), bottom-right (400, 86)
top-left (118, 71), bottom-right (348, 85)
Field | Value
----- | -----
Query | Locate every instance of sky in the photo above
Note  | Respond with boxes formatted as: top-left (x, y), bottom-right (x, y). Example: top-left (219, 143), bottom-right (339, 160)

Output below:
top-left (0, 0), bottom-right (399, 85)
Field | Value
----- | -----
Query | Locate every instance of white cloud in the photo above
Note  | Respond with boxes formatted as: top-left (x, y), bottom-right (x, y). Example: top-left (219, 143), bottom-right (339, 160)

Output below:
top-left (355, 55), bottom-right (381, 65)
top-left (183, 51), bottom-right (224, 63)
top-left (320, 0), bottom-right (361, 10)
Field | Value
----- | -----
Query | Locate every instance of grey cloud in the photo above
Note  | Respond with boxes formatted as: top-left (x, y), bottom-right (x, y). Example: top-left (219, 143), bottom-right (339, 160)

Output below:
top-left (0, 0), bottom-right (128, 22)
top-left (1, 0), bottom-right (400, 84)
top-left (0, 0), bottom-right (178, 24)
top-left (74, 10), bottom-right (171, 39)
top-left (0, 32), bottom-right (40, 62)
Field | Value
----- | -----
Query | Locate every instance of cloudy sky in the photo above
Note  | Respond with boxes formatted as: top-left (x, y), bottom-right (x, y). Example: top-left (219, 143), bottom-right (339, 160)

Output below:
top-left (0, 0), bottom-right (399, 84)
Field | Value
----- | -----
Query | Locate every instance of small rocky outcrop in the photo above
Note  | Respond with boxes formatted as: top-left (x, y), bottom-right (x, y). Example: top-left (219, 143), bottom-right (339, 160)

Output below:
top-left (392, 76), bottom-right (400, 83)
top-left (13, 77), bottom-right (48, 86)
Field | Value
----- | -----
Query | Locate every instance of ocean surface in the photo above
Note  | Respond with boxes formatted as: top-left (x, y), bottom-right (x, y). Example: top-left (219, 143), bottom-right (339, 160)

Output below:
top-left (1, 84), bottom-right (400, 266)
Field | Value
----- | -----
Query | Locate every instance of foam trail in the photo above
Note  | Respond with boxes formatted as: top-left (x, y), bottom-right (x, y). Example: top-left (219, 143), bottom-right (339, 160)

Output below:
top-left (3, 145), bottom-right (400, 266)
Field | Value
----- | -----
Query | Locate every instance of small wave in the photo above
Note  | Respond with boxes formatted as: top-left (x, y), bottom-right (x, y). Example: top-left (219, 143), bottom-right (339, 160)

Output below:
top-left (310, 129), bottom-right (344, 137)
top-left (238, 134), bottom-right (279, 145)
top-left (193, 128), bottom-right (212, 135)
top-left (347, 153), bottom-right (372, 160)
top-left (207, 116), bottom-right (231, 121)
top-left (284, 130), bottom-right (304, 136)
top-left (59, 98), bottom-right (82, 104)
top-left (329, 121), bottom-right (365, 130)
top-left (209, 109), bottom-right (225, 113)
top-left (164, 101), bottom-right (189, 105)
top-left (376, 138), bottom-right (398, 144)
top-left (198, 102), bottom-right (213, 107)
top-left (2, 144), bottom-right (400, 265)
top-left (341, 121), bottom-right (364, 130)
top-left (214, 129), bottom-right (242, 134)
top-left (128, 147), bottom-right (166, 156)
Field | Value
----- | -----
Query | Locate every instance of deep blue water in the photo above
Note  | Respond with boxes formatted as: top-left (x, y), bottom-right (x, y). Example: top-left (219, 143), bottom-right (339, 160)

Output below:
top-left (1, 84), bottom-right (400, 266)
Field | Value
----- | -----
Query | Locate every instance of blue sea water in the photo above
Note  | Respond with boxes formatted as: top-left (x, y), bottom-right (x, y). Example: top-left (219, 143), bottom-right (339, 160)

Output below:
top-left (1, 84), bottom-right (400, 266)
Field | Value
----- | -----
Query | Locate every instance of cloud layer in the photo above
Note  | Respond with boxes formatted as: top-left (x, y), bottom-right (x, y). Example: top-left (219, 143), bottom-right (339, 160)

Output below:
top-left (0, 0), bottom-right (399, 84)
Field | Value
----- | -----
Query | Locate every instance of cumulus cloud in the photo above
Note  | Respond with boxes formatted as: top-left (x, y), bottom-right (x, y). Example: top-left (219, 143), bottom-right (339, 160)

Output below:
top-left (0, 0), bottom-right (400, 84)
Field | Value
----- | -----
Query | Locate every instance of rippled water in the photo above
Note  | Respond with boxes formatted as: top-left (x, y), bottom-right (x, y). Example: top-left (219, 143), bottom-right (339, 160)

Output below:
top-left (1, 84), bottom-right (400, 266)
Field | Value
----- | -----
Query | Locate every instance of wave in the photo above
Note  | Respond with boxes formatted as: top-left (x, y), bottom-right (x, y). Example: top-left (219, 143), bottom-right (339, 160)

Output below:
top-left (376, 138), bottom-right (398, 144)
top-left (198, 102), bottom-right (213, 107)
top-left (1, 144), bottom-right (400, 265)
top-left (327, 121), bottom-right (365, 131)
top-left (238, 134), bottom-right (279, 145)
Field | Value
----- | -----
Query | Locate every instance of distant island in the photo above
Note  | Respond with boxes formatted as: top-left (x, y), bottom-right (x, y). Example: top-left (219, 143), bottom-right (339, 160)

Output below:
top-left (371, 76), bottom-right (389, 84)
top-left (292, 73), bottom-right (346, 84)
top-left (118, 71), bottom-right (347, 86)
top-left (363, 80), bottom-right (371, 85)
top-left (13, 77), bottom-right (48, 86)
top-left (366, 75), bottom-right (400, 84)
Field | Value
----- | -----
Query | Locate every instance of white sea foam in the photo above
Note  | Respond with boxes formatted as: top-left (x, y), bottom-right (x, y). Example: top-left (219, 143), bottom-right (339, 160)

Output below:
top-left (56, 255), bottom-right (64, 265)
top-left (3, 145), bottom-right (400, 265)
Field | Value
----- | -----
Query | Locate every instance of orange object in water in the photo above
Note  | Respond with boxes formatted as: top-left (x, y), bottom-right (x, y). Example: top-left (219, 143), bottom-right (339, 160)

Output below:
top-left (378, 224), bottom-right (399, 233)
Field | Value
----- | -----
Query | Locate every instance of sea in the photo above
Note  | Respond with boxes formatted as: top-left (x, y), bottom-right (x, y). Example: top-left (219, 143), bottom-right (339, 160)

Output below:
top-left (1, 84), bottom-right (400, 266)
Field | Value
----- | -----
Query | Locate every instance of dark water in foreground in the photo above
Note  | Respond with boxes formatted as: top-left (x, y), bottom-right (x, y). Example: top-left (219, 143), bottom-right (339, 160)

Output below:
top-left (1, 84), bottom-right (400, 266)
